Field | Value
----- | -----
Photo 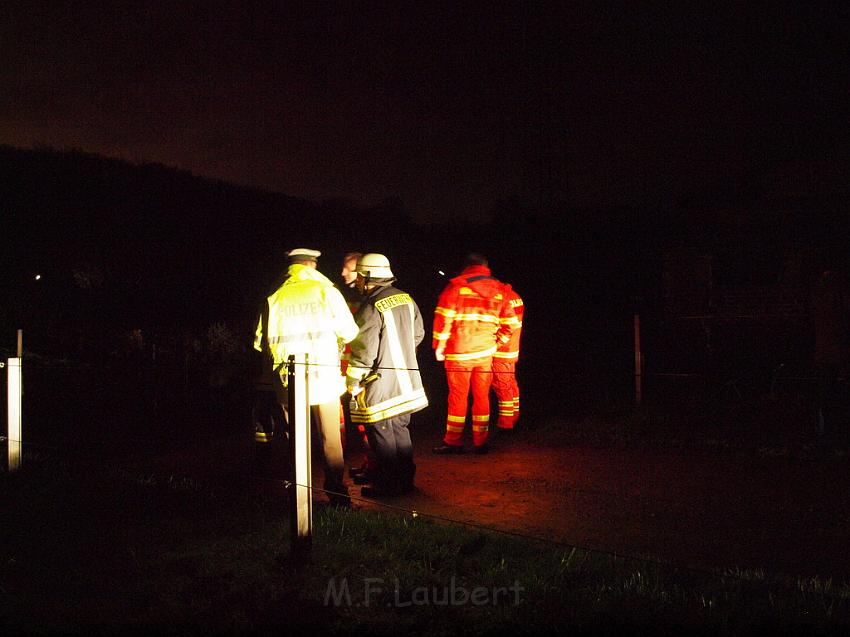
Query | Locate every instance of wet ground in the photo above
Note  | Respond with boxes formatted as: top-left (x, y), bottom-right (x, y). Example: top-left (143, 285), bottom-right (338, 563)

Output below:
top-left (373, 429), bottom-right (850, 580)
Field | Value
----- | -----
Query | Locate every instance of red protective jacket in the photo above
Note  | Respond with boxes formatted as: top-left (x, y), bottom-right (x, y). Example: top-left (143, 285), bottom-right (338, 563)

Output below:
top-left (494, 285), bottom-right (524, 361)
top-left (432, 265), bottom-right (517, 361)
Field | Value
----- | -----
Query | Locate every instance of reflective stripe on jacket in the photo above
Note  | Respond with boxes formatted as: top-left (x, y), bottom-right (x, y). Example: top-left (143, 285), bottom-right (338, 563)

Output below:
top-left (347, 284), bottom-right (428, 423)
top-left (494, 285), bottom-right (524, 360)
top-left (432, 265), bottom-right (518, 361)
top-left (256, 264), bottom-right (359, 405)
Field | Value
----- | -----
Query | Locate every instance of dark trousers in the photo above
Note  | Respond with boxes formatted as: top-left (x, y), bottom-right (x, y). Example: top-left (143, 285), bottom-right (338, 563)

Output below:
top-left (252, 389), bottom-right (288, 478)
top-left (365, 413), bottom-right (415, 492)
top-left (342, 393), bottom-right (374, 467)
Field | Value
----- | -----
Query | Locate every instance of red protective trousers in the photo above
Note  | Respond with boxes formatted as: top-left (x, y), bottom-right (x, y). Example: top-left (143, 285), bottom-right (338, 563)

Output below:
top-left (443, 359), bottom-right (493, 447)
top-left (491, 359), bottom-right (519, 429)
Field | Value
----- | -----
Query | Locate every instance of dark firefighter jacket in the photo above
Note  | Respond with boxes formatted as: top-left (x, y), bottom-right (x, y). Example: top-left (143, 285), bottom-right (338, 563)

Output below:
top-left (346, 283), bottom-right (428, 423)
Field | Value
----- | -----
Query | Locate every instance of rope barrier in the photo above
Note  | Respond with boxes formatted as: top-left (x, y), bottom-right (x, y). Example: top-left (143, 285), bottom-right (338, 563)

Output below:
top-left (646, 371), bottom-right (838, 383)
top-left (7, 346), bottom-right (832, 383)
top-left (287, 359), bottom-right (518, 374)
top-left (52, 356), bottom-right (823, 383)
top-left (6, 354), bottom-right (516, 375)
top-left (0, 436), bottom-right (60, 451)
top-left (4, 354), bottom-right (835, 382)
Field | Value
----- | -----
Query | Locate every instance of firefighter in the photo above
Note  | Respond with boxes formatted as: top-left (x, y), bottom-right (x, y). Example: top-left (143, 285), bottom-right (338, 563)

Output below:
top-left (254, 248), bottom-right (359, 507)
top-left (491, 284), bottom-right (524, 431)
top-left (345, 253), bottom-right (428, 497)
top-left (432, 253), bottom-right (517, 454)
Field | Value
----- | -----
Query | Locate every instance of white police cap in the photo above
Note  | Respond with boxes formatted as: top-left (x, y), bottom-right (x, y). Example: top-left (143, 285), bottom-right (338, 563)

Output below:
top-left (287, 248), bottom-right (321, 261)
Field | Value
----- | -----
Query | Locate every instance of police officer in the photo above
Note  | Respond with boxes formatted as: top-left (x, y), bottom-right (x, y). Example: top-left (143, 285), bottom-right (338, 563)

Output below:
top-left (255, 248), bottom-right (359, 507)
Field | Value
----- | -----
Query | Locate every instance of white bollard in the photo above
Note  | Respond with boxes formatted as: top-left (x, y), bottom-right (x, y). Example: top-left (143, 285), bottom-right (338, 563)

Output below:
top-left (7, 357), bottom-right (22, 471)
top-left (294, 354), bottom-right (313, 540)
top-left (287, 354), bottom-right (313, 562)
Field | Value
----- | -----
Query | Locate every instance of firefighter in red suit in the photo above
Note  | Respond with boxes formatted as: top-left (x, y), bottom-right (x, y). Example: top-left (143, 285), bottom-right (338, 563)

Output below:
top-left (492, 285), bottom-right (524, 430)
top-left (432, 254), bottom-right (517, 454)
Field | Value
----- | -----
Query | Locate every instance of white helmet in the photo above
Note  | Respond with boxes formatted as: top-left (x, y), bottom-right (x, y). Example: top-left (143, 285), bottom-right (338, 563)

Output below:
top-left (356, 253), bottom-right (394, 280)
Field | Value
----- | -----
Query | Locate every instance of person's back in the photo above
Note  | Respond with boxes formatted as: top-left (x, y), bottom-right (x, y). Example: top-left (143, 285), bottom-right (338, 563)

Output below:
top-left (434, 263), bottom-right (513, 362)
top-left (348, 281), bottom-right (427, 423)
top-left (345, 253), bottom-right (427, 496)
top-left (267, 261), bottom-right (358, 405)
top-left (259, 248), bottom-right (359, 507)
top-left (433, 254), bottom-right (516, 453)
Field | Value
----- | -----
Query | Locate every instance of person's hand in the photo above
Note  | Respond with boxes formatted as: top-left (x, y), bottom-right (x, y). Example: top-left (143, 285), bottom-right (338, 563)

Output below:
top-left (435, 346), bottom-right (445, 362)
top-left (347, 380), bottom-right (363, 396)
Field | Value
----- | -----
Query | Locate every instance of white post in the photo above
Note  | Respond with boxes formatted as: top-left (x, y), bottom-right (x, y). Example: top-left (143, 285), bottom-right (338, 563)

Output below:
top-left (295, 353), bottom-right (313, 540)
top-left (288, 354), bottom-right (312, 561)
top-left (7, 357), bottom-right (22, 471)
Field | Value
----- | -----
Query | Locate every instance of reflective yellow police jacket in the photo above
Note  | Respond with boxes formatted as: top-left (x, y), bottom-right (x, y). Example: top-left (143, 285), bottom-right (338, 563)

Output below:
top-left (255, 264), bottom-right (359, 405)
top-left (346, 284), bottom-right (428, 423)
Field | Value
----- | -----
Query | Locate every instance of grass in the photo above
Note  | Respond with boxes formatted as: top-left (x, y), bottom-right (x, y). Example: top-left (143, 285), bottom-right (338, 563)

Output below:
top-left (520, 379), bottom-right (840, 460)
top-left (2, 452), bottom-right (850, 636)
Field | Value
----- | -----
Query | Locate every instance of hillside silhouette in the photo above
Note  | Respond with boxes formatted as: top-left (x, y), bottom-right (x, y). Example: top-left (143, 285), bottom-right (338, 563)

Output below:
top-left (0, 145), bottom-right (660, 352)
top-left (1, 144), bottom-right (847, 445)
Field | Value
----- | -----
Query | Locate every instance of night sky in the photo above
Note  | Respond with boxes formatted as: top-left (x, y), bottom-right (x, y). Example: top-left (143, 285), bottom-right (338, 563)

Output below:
top-left (1, 2), bottom-right (847, 225)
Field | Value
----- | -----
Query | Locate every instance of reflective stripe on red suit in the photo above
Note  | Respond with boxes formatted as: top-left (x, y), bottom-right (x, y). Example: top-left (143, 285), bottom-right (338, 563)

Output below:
top-left (492, 285), bottom-right (523, 429)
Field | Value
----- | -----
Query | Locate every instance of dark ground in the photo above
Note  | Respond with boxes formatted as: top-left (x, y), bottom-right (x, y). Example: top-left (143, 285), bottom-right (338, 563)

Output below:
top-left (133, 385), bottom-right (850, 584)
top-left (8, 313), bottom-right (850, 583)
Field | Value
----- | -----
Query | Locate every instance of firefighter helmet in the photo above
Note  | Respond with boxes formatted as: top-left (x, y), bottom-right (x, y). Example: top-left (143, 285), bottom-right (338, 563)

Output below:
top-left (356, 253), bottom-right (394, 280)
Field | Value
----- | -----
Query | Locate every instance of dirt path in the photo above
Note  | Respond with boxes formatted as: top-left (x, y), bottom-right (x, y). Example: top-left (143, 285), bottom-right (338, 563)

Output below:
top-left (364, 433), bottom-right (850, 579)
top-left (143, 425), bottom-right (850, 581)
